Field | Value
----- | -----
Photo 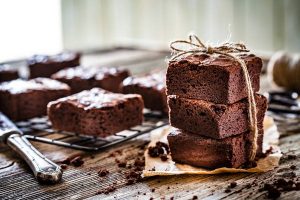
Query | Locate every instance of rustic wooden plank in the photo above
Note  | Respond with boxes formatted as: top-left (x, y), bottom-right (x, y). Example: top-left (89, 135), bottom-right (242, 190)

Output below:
top-left (0, 49), bottom-right (299, 200)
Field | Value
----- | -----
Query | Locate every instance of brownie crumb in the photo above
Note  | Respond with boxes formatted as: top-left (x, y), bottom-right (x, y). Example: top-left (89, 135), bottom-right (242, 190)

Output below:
top-left (118, 161), bottom-right (127, 168)
top-left (192, 195), bottom-right (198, 200)
top-left (98, 169), bottom-right (109, 177)
top-left (170, 197), bottom-right (174, 200)
top-left (60, 164), bottom-right (68, 170)
top-left (160, 154), bottom-right (168, 161)
top-left (148, 141), bottom-right (170, 162)
top-left (97, 186), bottom-right (116, 195)
top-left (230, 182), bottom-right (237, 188)
top-left (225, 189), bottom-right (231, 193)
top-left (70, 156), bottom-right (84, 167)
top-left (290, 165), bottom-right (297, 170)
top-left (287, 154), bottom-right (297, 160)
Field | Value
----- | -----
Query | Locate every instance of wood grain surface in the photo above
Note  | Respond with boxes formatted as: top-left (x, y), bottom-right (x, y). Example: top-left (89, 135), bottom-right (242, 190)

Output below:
top-left (0, 49), bottom-right (299, 200)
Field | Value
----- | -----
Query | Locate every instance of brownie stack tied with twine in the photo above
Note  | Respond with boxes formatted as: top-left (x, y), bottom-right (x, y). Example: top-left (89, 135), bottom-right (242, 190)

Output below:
top-left (166, 35), bottom-right (268, 169)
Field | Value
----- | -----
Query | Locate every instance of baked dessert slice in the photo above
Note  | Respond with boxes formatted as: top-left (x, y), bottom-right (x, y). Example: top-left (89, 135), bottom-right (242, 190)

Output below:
top-left (121, 71), bottom-right (167, 113)
top-left (168, 93), bottom-right (267, 139)
top-left (51, 66), bottom-right (129, 93)
top-left (167, 128), bottom-right (264, 169)
top-left (166, 53), bottom-right (262, 104)
top-left (28, 52), bottom-right (80, 78)
top-left (0, 78), bottom-right (70, 121)
top-left (47, 88), bottom-right (144, 136)
top-left (0, 64), bottom-right (19, 82)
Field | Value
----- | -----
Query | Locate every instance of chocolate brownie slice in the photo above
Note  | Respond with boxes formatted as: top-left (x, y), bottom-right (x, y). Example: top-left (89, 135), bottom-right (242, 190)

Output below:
top-left (47, 88), bottom-right (144, 137)
top-left (121, 72), bottom-right (167, 113)
top-left (166, 53), bottom-right (262, 104)
top-left (51, 66), bottom-right (129, 93)
top-left (167, 128), bottom-right (264, 169)
top-left (0, 64), bottom-right (19, 82)
top-left (168, 93), bottom-right (267, 139)
top-left (28, 52), bottom-right (80, 78)
top-left (0, 78), bottom-right (70, 121)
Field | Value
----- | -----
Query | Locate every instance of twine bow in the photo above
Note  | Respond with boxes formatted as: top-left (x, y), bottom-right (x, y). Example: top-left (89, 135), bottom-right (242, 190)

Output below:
top-left (170, 34), bottom-right (258, 161)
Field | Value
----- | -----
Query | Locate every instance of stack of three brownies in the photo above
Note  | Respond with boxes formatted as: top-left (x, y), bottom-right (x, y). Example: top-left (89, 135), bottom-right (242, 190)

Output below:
top-left (166, 53), bottom-right (268, 169)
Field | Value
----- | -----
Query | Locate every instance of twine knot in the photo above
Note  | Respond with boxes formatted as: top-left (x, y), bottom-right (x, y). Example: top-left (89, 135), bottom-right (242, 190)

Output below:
top-left (169, 34), bottom-right (258, 162)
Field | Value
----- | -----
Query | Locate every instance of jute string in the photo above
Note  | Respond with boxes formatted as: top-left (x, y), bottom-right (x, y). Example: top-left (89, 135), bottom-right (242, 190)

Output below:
top-left (169, 34), bottom-right (258, 161)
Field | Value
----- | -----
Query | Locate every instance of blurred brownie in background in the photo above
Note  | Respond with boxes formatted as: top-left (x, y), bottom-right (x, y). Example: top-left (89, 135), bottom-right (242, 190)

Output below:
top-left (0, 78), bottom-right (70, 121)
top-left (47, 88), bottom-right (144, 137)
top-left (51, 66), bottom-right (129, 94)
top-left (121, 71), bottom-right (167, 113)
top-left (28, 52), bottom-right (80, 78)
top-left (0, 64), bottom-right (19, 82)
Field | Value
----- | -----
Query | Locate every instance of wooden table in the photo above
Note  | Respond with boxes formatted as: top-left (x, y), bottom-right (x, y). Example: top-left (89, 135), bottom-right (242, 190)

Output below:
top-left (0, 49), bottom-right (299, 200)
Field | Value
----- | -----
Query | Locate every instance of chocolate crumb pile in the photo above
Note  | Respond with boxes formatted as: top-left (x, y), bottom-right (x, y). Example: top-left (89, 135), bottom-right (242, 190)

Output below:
top-left (59, 155), bottom-right (84, 168)
top-left (148, 141), bottom-right (170, 161)
top-left (258, 177), bottom-right (300, 199)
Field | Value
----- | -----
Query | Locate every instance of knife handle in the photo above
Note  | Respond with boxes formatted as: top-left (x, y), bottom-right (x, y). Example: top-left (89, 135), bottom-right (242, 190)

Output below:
top-left (6, 132), bottom-right (62, 183)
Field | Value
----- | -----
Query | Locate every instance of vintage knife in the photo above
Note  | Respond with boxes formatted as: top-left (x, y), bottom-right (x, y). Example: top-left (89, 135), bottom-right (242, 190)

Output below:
top-left (0, 112), bottom-right (62, 183)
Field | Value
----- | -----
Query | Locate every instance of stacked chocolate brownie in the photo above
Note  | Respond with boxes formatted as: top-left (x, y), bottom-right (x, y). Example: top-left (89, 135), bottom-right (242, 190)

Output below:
top-left (166, 53), bottom-right (267, 169)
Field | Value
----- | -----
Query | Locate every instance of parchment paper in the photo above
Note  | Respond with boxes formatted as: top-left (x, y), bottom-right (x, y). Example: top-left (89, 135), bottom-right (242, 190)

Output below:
top-left (143, 116), bottom-right (281, 177)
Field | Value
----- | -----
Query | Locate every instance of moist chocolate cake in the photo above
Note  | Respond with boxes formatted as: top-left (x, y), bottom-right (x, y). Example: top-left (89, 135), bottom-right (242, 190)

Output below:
top-left (51, 66), bottom-right (129, 93)
top-left (0, 78), bottom-right (70, 121)
top-left (121, 72), bottom-right (167, 113)
top-left (167, 128), bottom-right (264, 169)
top-left (28, 52), bottom-right (80, 78)
top-left (168, 93), bottom-right (267, 139)
top-left (0, 64), bottom-right (19, 82)
top-left (166, 53), bottom-right (262, 104)
top-left (47, 88), bottom-right (144, 136)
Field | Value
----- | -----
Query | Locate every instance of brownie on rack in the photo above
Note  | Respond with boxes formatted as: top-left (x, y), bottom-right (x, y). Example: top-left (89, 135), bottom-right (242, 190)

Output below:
top-left (0, 78), bottom-right (70, 121)
top-left (51, 66), bottom-right (129, 94)
top-left (47, 88), bottom-right (144, 137)
top-left (28, 52), bottom-right (80, 78)
top-left (121, 71), bottom-right (168, 113)
top-left (0, 64), bottom-right (19, 82)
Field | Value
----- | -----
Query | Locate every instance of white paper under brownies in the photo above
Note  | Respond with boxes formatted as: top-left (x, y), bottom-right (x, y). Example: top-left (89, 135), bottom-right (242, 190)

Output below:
top-left (143, 116), bottom-right (282, 177)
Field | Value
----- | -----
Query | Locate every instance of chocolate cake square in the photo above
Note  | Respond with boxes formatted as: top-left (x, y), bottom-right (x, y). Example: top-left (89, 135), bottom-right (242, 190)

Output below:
top-left (47, 88), bottom-right (144, 137)
top-left (0, 78), bottom-right (70, 121)
top-left (166, 53), bottom-right (262, 104)
top-left (51, 66), bottom-right (129, 94)
top-left (168, 93), bottom-right (267, 139)
top-left (28, 52), bottom-right (80, 78)
top-left (0, 64), bottom-right (19, 82)
top-left (167, 128), bottom-right (264, 169)
top-left (121, 72), bottom-right (167, 113)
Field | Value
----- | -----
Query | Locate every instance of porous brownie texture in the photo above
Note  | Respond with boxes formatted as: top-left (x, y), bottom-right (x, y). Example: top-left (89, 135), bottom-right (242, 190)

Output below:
top-left (0, 78), bottom-right (70, 121)
top-left (47, 88), bottom-right (144, 137)
top-left (166, 53), bottom-right (262, 104)
top-left (121, 72), bottom-right (167, 113)
top-left (52, 66), bottom-right (129, 93)
top-left (28, 52), bottom-right (80, 78)
top-left (167, 128), bottom-right (264, 169)
top-left (168, 93), bottom-right (267, 139)
top-left (0, 65), bottom-right (19, 82)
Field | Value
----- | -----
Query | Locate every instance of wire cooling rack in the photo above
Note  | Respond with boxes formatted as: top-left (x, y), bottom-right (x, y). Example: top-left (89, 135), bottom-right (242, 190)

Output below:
top-left (15, 112), bottom-right (168, 151)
